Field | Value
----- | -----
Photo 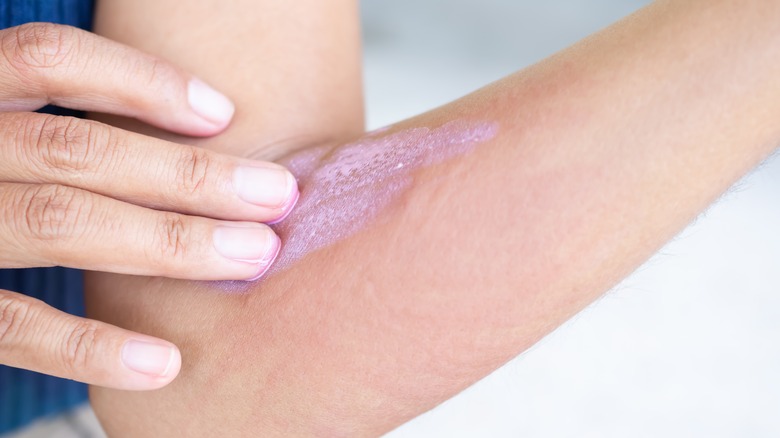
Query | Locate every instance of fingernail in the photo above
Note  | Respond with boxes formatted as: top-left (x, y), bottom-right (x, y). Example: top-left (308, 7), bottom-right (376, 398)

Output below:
top-left (122, 340), bottom-right (175, 377)
top-left (267, 189), bottom-right (300, 225)
top-left (246, 235), bottom-right (281, 282)
top-left (188, 78), bottom-right (235, 126)
top-left (213, 224), bottom-right (278, 263)
top-left (234, 166), bottom-right (298, 209)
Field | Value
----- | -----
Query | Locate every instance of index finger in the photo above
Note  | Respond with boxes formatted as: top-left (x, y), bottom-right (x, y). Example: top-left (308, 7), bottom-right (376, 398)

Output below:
top-left (0, 113), bottom-right (299, 223)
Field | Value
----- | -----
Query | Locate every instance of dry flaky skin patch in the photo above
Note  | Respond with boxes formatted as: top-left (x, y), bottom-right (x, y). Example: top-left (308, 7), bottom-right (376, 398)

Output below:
top-left (219, 120), bottom-right (498, 291)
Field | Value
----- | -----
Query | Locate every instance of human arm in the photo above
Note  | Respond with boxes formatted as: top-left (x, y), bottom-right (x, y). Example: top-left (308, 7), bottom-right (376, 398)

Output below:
top-left (87, 0), bottom-right (780, 435)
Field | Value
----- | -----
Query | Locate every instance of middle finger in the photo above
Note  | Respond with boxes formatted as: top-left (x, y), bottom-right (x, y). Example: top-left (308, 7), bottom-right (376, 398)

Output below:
top-left (0, 112), bottom-right (299, 223)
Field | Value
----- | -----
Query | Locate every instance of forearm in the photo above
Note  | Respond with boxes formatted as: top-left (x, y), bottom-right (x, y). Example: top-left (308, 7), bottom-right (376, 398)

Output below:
top-left (261, 1), bottom-right (780, 432)
top-left (87, 0), bottom-right (780, 436)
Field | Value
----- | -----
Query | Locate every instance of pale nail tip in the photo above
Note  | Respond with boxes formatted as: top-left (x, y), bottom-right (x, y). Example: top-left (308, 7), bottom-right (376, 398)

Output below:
top-left (234, 167), bottom-right (299, 210)
top-left (265, 171), bottom-right (298, 210)
top-left (267, 189), bottom-right (300, 225)
top-left (244, 237), bottom-right (281, 282)
top-left (121, 340), bottom-right (177, 378)
top-left (188, 78), bottom-right (235, 126)
top-left (159, 347), bottom-right (177, 378)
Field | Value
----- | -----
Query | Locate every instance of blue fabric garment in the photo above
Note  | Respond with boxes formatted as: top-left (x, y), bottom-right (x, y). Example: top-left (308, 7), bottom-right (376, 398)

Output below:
top-left (0, 0), bottom-right (95, 434)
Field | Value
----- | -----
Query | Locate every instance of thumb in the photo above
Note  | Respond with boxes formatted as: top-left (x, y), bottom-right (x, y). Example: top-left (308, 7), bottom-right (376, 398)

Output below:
top-left (0, 288), bottom-right (180, 390)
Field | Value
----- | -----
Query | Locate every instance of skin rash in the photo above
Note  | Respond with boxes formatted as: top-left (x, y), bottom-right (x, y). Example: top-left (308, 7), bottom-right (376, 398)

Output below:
top-left (219, 120), bottom-right (498, 292)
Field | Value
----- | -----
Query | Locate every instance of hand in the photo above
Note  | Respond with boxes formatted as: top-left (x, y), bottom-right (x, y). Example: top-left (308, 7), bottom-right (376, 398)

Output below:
top-left (0, 23), bottom-right (298, 390)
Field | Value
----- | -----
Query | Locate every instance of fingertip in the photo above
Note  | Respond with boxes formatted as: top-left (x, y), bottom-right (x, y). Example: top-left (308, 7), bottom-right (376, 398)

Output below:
top-left (267, 185), bottom-right (300, 225)
top-left (245, 231), bottom-right (282, 282)
top-left (186, 77), bottom-right (235, 134)
top-left (212, 222), bottom-right (282, 281)
top-left (233, 164), bottom-right (300, 216)
top-left (119, 338), bottom-right (182, 390)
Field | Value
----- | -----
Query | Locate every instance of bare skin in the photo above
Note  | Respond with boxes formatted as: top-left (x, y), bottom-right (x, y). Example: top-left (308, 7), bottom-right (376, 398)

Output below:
top-left (87, 0), bottom-right (780, 436)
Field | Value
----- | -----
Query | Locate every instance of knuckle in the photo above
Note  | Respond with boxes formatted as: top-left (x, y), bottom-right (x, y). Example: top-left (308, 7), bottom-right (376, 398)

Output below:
top-left (24, 115), bottom-right (105, 174)
top-left (135, 55), bottom-right (178, 93)
top-left (0, 291), bottom-right (34, 347)
top-left (174, 148), bottom-right (213, 196)
top-left (60, 320), bottom-right (99, 373)
top-left (155, 213), bottom-right (192, 261)
top-left (143, 56), bottom-right (164, 88)
top-left (19, 184), bottom-right (91, 241)
top-left (3, 23), bottom-right (77, 71)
